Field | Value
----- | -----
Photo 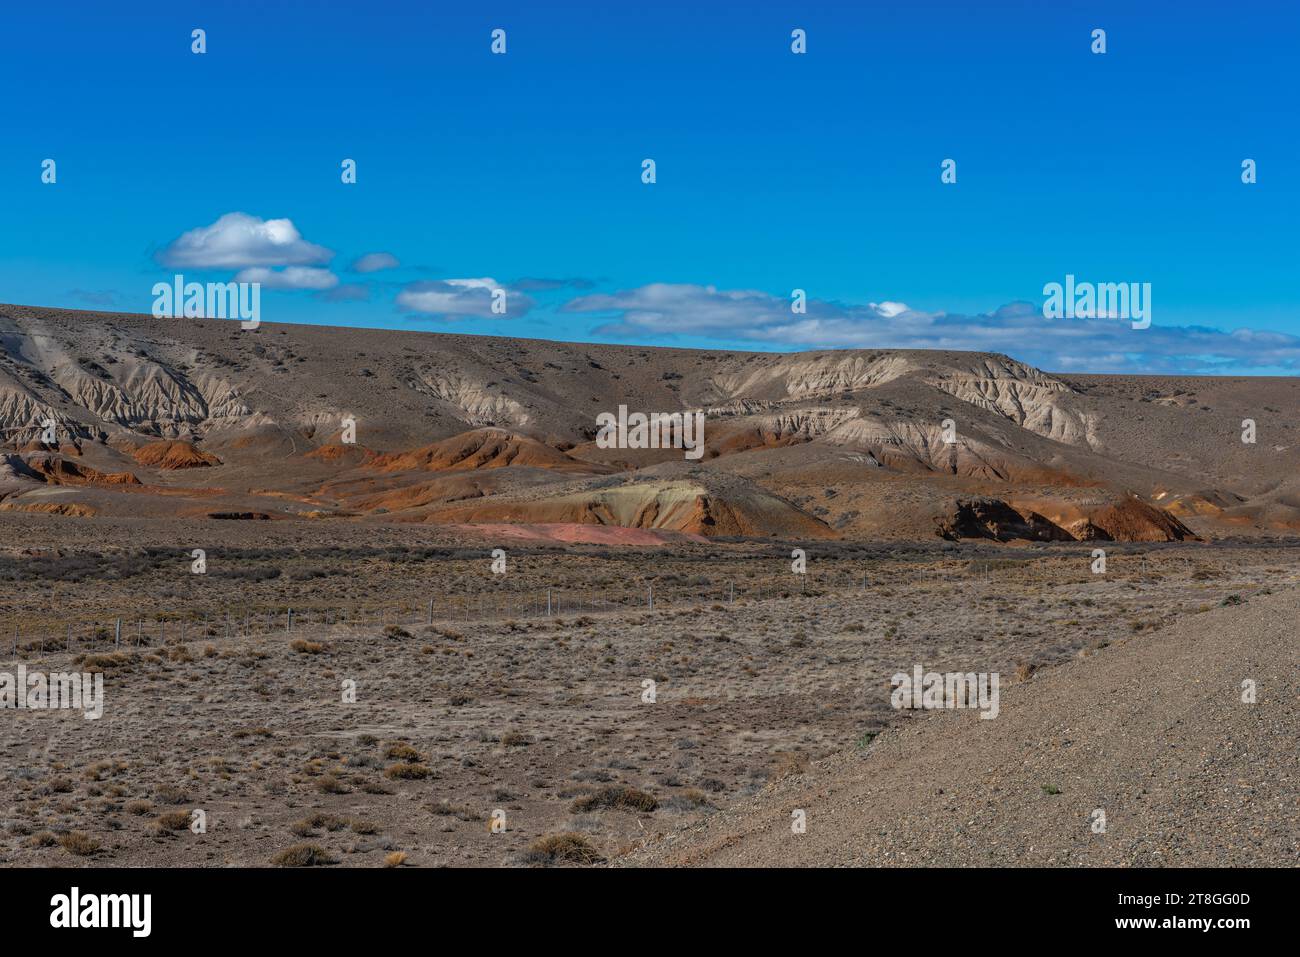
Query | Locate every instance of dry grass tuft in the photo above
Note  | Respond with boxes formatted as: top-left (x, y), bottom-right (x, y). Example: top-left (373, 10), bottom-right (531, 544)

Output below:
top-left (383, 742), bottom-right (422, 761)
top-left (384, 762), bottom-right (432, 780)
top-left (271, 843), bottom-right (336, 867)
top-left (524, 832), bottom-right (604, 865)
top-left (58, 831), bottom-right (102, 856)
top-left (154, 810), bottom-right (192, 831)
top-left (570, 785), bottom-right (658, 813)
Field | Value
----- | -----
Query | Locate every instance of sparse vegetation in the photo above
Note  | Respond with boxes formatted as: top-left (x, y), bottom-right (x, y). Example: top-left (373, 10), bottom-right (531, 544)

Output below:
top-left (0, 511), bottom-right (1291, 868)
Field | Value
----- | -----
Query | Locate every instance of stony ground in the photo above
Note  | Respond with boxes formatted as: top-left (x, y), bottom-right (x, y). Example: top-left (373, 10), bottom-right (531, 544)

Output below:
top-left (1, 530), bottom-right (1294, 867)
top-left (629, 585), bottom-right (1299, 868)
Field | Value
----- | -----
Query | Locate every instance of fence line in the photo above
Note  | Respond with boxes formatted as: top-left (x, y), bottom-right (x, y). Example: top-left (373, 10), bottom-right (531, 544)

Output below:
top-left (0, 557), bottom-right (1106, 662)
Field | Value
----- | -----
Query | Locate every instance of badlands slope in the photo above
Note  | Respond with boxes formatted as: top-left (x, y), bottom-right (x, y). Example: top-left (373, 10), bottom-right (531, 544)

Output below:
top-left (1, 303), bottom-right (1297, 541)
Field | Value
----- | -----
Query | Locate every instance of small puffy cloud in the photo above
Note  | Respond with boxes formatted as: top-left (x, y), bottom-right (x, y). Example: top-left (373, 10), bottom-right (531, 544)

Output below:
top-left (158, 213), bottom-right (332, 269)
top-left (234, 266), bottom-right (339, 290)
top-left (870, 301), bottom-right (910, 318)
top-left (396, 278), bottom-right (534, 318)
top-left (350, 252), bottom-right (400, 273)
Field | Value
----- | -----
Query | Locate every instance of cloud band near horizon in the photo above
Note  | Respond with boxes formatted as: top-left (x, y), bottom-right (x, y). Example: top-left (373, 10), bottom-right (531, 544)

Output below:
top-left (150, 214), bottom-right (1300, 376)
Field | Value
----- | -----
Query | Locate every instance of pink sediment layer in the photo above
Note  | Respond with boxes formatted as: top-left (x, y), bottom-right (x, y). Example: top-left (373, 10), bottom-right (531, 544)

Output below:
top-left (447, 522), bottom-right (707, 546)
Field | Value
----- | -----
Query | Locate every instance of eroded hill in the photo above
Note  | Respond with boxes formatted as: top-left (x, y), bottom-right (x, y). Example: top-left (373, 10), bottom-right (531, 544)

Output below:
top-left (1, 303), bottom-right (1296, 542)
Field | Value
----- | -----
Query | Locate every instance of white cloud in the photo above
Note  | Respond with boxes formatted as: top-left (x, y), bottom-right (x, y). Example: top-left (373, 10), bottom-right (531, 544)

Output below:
top-left (234, 266), bottom-right (339, 290)
top-left (396, 278), bottom-right (533, 318)
top-left (870, 301), bottom-right (910, 318)
top-left (564, 283), bottom-right (935, 338)
top-left (564, 283), bottom-right (803, 334)
top-left (158, 213), bottom-right (332, 269)
top-left (350, 252), bottom-right (400, 273)
top-left (561, 282), bottom-right (1300, 374)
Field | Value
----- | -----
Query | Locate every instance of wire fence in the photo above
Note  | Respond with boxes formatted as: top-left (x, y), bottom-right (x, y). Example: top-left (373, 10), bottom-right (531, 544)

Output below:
top-left (0, 553), bottom-right (1141, 662)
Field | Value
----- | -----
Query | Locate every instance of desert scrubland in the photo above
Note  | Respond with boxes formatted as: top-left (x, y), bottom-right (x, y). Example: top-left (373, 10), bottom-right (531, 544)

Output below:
top-left (1, 305), bottom-right (1296, 866)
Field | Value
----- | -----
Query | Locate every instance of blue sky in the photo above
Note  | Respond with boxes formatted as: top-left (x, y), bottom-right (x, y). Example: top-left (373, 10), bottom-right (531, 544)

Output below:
top-left (1, 0), bottom-right (1296, 373)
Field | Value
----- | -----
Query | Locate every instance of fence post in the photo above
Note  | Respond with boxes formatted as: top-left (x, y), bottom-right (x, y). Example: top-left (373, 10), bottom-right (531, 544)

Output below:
top-left (287, 609), bottom-right (293, 633)
top-left (648, 582), bottom-right (654, 611)
top-left (427, 598), bottom-right (433, 625)
top-left (546, 589), bottom-right (552, 617)
top-left (115, 619), bottom-right (121, 648)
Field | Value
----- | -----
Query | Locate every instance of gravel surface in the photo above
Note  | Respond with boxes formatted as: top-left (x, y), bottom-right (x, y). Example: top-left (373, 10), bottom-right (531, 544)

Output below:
top-left (629, 587), bottom-right (1299, 867)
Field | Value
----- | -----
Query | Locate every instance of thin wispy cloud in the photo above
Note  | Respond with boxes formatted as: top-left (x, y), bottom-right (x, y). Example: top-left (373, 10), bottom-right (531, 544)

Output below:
top-left (396, 279), bottom-right (534, 319)
top-left (319, 282), bottom-right (371, 303)
top-left (350, 252), bottom-right (400, 273)
top-left (68, 289), bottom-right (119, 307)
top-left (563, 283), bottom-right (1300, 374)
top-left (233, 266), bottom-right (339, 291)
top-left (563, 283), bottom-right (931, 337)
top-left (509, 277), bottom-right (596, 292)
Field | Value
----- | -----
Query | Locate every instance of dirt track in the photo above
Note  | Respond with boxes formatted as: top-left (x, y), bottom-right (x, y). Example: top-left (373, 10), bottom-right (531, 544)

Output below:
top-left (629, 587), bottom-right (1299, 867)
